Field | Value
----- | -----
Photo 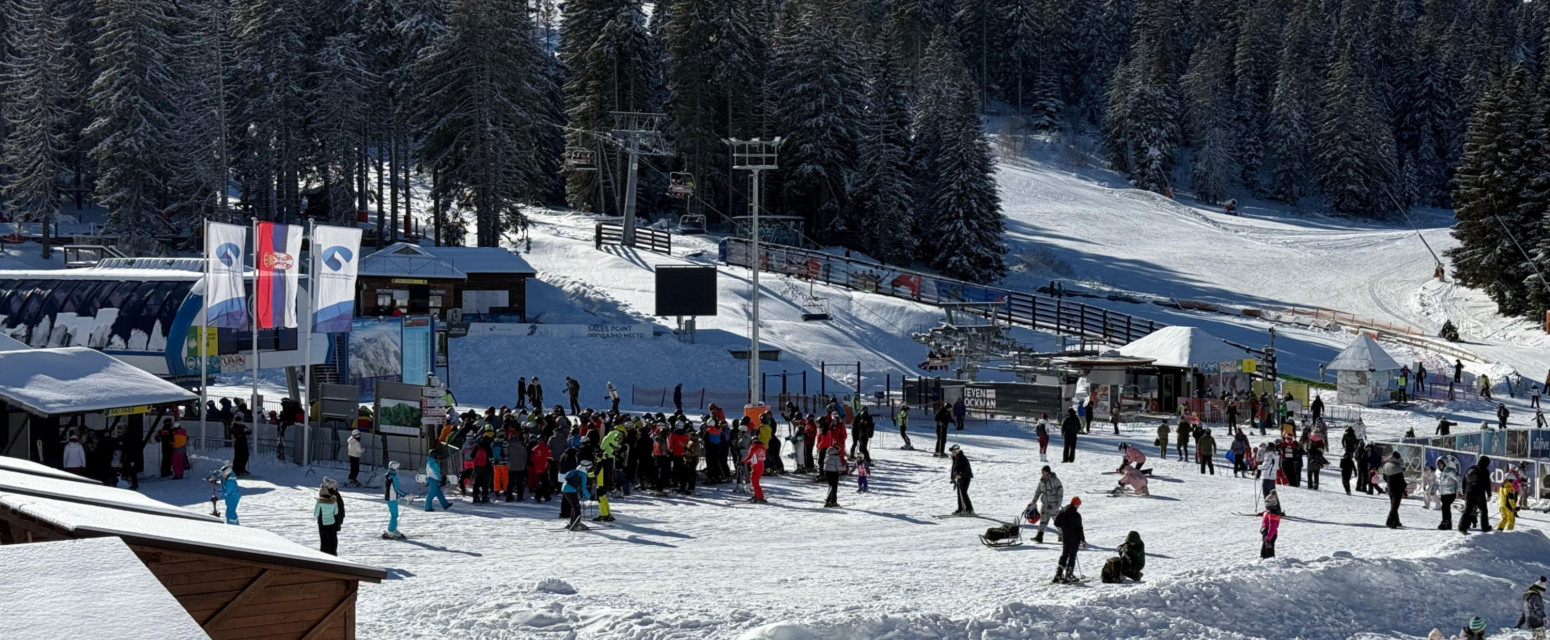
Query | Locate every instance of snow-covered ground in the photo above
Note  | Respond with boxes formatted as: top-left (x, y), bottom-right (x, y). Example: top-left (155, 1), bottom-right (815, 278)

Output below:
top-left (138, 400), bottom-right (1550, 640)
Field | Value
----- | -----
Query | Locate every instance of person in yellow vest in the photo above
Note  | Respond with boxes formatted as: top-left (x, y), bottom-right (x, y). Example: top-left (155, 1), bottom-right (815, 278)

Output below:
top-left (1499, 481), bottom-right (1520, 531)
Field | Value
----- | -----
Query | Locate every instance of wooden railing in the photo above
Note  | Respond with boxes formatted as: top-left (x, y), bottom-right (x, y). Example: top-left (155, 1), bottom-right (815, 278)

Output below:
top-left (595, 222), bottom-right (672, 256)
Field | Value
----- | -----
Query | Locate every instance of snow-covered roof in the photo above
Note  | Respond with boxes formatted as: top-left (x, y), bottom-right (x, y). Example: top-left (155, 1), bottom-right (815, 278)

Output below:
top-left (1327, 333), bottom-right (1402, 372)
top-left (0, 347), bottom-right (197, 416)
top-left (0, 332), bottom-right (29, 352)
top-left (423, 246), bottom-right (536, 275)
top-left (360, 242), bottom-right (467, 279)
top-left (0, 455), bottom-right (102, 485)
top-left (0, 466), bottom-right (218, 522)
top-left (1117, 326), bottom-right (1247, 368)
top-left (0, 538), bottom-right (213, 640)
top-left (0, 482), bottom-right (385, 581)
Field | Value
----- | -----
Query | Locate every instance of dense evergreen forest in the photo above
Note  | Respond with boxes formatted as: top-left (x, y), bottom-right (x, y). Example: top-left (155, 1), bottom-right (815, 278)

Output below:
top-left (3, 0), bottom-right (1549, 300)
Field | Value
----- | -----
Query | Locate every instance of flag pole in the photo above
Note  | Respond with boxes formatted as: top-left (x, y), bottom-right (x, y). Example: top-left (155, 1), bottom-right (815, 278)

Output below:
top-left (302, 219), bottom-right (315, 468)
top-left (199, 219), bottom-right (209, 452)
top-left (251, 218), bottom-right (260, 454)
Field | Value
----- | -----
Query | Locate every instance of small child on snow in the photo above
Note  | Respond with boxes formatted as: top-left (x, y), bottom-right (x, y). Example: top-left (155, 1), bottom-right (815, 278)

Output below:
top-left (1260, 491), bottom-right (1281, 559)
top-left (855, 457), bottom-right (870, 493)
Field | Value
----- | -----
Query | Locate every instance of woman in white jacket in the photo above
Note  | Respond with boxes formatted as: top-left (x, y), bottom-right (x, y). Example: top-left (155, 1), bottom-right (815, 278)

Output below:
top-left (1257, 443), bottom-right (1281, 498)
top-left (62, 434), bottom-right (87, 474)
top-left (1436, 456), bottom-right (1461, 530)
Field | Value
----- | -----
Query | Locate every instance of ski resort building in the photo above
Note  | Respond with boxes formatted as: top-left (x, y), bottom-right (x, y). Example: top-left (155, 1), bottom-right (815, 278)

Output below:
top-left (0, 457), bottom-right (385, 640)
top-left (357, 243), bottom-right (535, 322)
top-left (0, 346), bottom-right (196, 465)
top-left (0, 537), bottom-right (214, 640)
top-left (1117, 326), bottom-right (1255, 412)
top-left (1328, 333), bottom-right (1402, 406)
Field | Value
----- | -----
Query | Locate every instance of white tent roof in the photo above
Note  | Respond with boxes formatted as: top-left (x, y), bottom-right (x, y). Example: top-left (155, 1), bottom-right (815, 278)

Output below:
top-left (1327, 333), bottom-right (1402, 372)
top-left (0, 347), bottom-right (196, 416)
top-left (0, 538), bottom-right (213, 640)
top-left (360, 242), bottom-right (467, 279)
top-left (423, 246), bottom-right (536, 275)
top-left (1117, 326), bottom-right (1247, 368)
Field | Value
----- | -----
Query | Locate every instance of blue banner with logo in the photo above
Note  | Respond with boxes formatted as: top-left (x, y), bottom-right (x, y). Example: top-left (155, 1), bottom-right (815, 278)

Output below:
top-left (312, 225), bottom-right (362, 333)
top-left (205, 222), bottom-right (249, 329)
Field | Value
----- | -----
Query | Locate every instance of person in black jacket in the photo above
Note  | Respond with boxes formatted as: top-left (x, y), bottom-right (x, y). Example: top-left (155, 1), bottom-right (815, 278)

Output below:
top-left (1459, 456), bottom-right (1493, 533)
top-left (950, 445), bottom-right (974, 515)
top-left (1436, 417), bottom-right (1456, 436)
top-left (1052, 497), bottom-right (1085, 583)
top-left (1060, 408), bottom-right (1082, 463)
top-left (853, 408), bottom-right (874, 465)
top-left (1381, 452), bottom-right (1406, 528)
top-left (933, 402), bottom-right (952, 457)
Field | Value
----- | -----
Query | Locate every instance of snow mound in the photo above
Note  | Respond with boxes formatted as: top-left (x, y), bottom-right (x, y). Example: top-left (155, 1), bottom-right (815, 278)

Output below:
top-left (533, 578), bottom-right (577, 595)
top-left (732, 531), bottom-right (1550, 640)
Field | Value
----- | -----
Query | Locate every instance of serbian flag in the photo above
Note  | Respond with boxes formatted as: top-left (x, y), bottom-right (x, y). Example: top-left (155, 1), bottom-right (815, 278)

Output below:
top-left (255, 222), bottom-right (303, 329)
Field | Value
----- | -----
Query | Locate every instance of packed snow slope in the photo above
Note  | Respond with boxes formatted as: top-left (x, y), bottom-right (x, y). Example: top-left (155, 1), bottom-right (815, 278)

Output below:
top-left (140, 407), bottom-right (1550, 640)
top-left (993, 150), bottom-right (1547, 380)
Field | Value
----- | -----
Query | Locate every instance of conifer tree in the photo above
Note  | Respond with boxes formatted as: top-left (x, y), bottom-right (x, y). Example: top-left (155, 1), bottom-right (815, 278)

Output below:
top-left (3, 0), bottom-right (79, 257)
top-left (88, 0), bottom-right (179, 238)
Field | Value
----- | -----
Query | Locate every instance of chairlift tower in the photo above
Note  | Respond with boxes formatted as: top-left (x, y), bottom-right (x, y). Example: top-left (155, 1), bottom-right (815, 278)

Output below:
top-left (609, 112), bottom-right (672, 246)
top-left (725, 137), bottom-right (782, 407)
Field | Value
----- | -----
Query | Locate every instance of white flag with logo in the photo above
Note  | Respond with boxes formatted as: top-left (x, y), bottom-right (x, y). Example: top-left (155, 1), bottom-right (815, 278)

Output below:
top-left (311, 224), bottom-right (364, 333)
top-left (205, 222), bottom-right (248, 329)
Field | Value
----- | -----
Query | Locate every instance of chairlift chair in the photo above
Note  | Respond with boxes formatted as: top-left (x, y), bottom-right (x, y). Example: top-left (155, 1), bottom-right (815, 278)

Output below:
top-left (564, 147), bottom-right (598, 170)
top-left (668, 172), bottom-right (695, 197)
top-left (677, 214), bottom-right (707, 235)
top-left (801, 297), bottom-right (831, 322)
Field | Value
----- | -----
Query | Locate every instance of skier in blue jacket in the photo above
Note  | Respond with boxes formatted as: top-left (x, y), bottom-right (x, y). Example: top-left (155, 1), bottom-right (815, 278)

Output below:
top-left (423, 455), bottom-right (452, 512)
top-left (561, 460), bottom-right (593, 531)
top-left (214, 463), bottom-right (241, 524)
top-left (383, 461), bottom-right (407, 540)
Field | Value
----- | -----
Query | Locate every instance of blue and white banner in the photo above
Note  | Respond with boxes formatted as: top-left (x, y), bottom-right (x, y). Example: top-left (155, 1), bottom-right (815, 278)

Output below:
top-left (205, 222), bottom-right (249, 329)
top-left (312, 224), bottom-right (362, 333)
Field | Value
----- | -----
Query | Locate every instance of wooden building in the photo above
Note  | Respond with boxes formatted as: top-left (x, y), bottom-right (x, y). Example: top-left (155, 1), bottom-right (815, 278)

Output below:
top-left (356, 243), bottom-right (535, 322)
top-left (0, 458), bottom-right (384, 640)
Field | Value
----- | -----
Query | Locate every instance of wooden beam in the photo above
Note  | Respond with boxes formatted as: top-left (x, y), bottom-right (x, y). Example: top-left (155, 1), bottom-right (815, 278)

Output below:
top-left (298, 587), bottom-right (356, 640)
top-left (201, 569), bottom-right (273, 628)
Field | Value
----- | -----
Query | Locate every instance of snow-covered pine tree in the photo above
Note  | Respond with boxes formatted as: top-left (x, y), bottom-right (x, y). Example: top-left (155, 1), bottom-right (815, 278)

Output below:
top-left (88, 0), bottom-right (179, 239)
top-left (1183, 36), bottom-right (1235, 205)
top-left (1231, 0), bottom-right (1281, 193)
top-left (2, 0), bottom-right (79, 258)
top-left (1263, 0), bottom-right (1320, 205)
top-left (662, 0), bottom-right (766, 222)
top-left (1315, 43), bottom-right (1404, 219)
top-left (231, 0), bottom-right (310, 221)
top-left (915, 29), bottom-right (1005, 282)
top-left (1448, 66), bottom-right (1538, 315)
top-left (1105, 0), bottom-right (1180, 196)
top-left (312, 30), bottom-right (373, 225)
top-left (164, 0), bottom-right (234, 224)
top-left (560, 0), bottom-right (658, 215)
top-left (413, 0), bottom-right (555, 246)
top-left (849, 46), bottom-right (916, 264)
top-left (772, 0), bottom-right (870, 239)
top-left (1004, 0), bottom-right (1061, 130)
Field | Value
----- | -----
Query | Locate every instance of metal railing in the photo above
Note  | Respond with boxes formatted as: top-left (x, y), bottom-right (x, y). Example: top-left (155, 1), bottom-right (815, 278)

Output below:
top-left (720, 238), bottom-right (1160, 345)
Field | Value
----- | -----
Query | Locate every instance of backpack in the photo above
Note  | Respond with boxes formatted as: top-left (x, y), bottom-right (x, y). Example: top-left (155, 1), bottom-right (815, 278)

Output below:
top-left (1022, 502), bottom-right (1041, 524)
top-left (1101, 557), bottom-right (1123, 584)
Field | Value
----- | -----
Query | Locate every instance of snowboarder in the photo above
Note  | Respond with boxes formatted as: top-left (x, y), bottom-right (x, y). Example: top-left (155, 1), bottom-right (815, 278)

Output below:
top-left (383, 461), bottom-right (406, 539)
top-left (950, 444), bottom-right (975, 515)
top-left (1381, 452), bottom-right (1406, 528)
top-left (1052, 498), bottom-right (1085, 583)
top-left (1498, 480), bottom-right (1520, 531)
top-left (1518, 577), bottom-right (1547, 639)
top-left (1031, 466), bottom-right (1063, 544)
top-left (561, 460), bottom-right (593, 531)
top-left (1460, 456), bottom-right (1493, 533)
top-left (1060, 408), bottom-right (1082, 463)
top-left (314, 481), bottom-right (342, 555)
top-left (423, 454), bottom-right (452, 511)
top-left (896, 405), bottom-right (913, 451)
top-left (822, 445), bottom-right (842, 508)
top-left (1437, 456), bottom-right (1461, 529)
top-left (1036, 413), bottom-right (1050, 461)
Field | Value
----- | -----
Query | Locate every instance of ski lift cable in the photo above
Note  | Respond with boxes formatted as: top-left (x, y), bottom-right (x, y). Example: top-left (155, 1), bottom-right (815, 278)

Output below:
top-left (1490, 212), bottom-right (1550, 299)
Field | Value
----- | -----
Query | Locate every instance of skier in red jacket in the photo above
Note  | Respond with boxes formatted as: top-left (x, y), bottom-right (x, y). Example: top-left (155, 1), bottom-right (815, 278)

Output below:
top-left (743, 440), bottom-right (767, 503)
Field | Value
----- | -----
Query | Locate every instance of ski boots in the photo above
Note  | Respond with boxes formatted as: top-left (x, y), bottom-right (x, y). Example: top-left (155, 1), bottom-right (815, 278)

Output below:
top-left (1032, 533), bottom-right (1044, 544)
